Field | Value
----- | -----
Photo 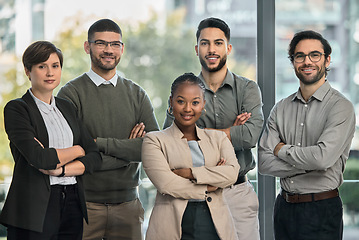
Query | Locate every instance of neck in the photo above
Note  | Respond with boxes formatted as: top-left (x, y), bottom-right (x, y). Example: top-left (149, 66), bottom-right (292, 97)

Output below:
top-left (201, 67), bottom-right (227, 92)
top-left (175, 121), bottom-right (198, 141)
top-left (299, 77), bottom-right (326, 102)
top-left (92, 66), bottom-right (117, 81)
top-left (30, 88), bottom-right (53, 104)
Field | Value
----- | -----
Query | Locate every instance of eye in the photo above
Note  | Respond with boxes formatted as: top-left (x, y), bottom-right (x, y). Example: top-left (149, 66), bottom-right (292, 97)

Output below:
top-left (200, 42), bottom-right (208, 46)
top-left (215, 42), bottom-right (223, 46)
top-left (38, 65), bottom-right (46, 69)
top-left (177, 100), bottom-right (184, 104)
top-left (192, 101), bottom-right (200, 106)
top-left (53, 64), bottom-right (60, 68)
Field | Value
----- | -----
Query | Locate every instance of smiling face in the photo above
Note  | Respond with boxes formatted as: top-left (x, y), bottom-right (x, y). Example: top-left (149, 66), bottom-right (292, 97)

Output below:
top-left (293, 39), bottom-right (330, 86)
top-left (25, 52), bottom-right (62, 97)
top-left (170, 82), bottom-right (205, 132)
top-left (195, 27), bottom-right (232, 73)
top-left (85, 31), bottom-right (124, 75)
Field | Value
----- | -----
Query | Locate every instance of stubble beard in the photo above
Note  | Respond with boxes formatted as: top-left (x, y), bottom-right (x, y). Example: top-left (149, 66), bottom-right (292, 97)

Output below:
top-left (295, 63), bottom-right (326, 86)
top-left (90, 49), bottom-right (120, 71)
top-left (200, 54), bottom-right (227, 73)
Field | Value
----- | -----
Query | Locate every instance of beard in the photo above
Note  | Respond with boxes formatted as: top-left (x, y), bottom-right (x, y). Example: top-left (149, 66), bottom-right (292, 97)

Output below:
top-left (90, 49), bottom-right (120, 71)
top-left (199, 54), bottom-right (227, 73)
top-left (295, 62), bottom-right (326, 86)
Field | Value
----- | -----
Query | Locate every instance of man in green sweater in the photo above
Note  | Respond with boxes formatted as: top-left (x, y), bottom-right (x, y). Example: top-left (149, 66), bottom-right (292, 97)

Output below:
top-left (58, 19), bottom-right (159, 240)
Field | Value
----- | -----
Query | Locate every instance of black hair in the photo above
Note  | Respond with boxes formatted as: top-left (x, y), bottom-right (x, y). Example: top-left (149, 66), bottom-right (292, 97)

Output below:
top-left (22, 41), bottom-right (63, 71)
top-left (88, 19), bottom-right (122, 41)
top-left (196, 17), bottom-right (230, 43)
top-left (170, 73), bottom-right (205, 98)
top-left (288, 30), bottom-right (331, 75)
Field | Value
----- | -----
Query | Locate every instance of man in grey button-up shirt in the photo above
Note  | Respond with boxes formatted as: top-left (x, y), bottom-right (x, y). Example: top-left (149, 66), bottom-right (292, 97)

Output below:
top-left (164, 17), bottom-right (263, 240)
top-left (259, 30), bottom-right (355, 240)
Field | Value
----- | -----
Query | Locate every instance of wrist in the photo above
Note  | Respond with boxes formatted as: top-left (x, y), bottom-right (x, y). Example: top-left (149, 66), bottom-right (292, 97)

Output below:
top-left (57, 165), bottom-right (66, 177)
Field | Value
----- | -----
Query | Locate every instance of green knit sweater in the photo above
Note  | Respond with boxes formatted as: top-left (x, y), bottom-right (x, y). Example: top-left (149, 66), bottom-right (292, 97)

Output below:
top-left (58, 73), bottom-right (159, 203)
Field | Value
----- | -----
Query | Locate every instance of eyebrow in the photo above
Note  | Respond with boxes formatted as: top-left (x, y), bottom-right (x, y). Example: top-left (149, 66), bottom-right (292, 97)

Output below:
top-left (200, 39), bottom-right (225, 42)
top-left (176, 95), bottom-right (202, 100)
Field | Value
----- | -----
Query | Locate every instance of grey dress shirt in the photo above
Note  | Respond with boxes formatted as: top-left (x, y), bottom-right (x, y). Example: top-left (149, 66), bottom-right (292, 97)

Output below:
top-left (258, 81), bottom-right (355, 194)
top-left (164, 69), bottom-right (264, 177)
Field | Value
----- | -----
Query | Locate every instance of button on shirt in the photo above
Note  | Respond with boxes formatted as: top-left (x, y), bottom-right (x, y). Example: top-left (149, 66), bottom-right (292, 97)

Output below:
top-left (29, 89), bottom-right (76, 185)
top-left (258, 81), bottom-right (355, 194)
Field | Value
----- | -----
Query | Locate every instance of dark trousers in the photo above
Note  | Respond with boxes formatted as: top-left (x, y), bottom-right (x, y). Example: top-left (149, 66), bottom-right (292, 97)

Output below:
top-left (7, 184), bottom-right (83, 240)
top-left (274, 193), bottom-right (343, 240)
top-left (181, 201), bottom-right (220, 240)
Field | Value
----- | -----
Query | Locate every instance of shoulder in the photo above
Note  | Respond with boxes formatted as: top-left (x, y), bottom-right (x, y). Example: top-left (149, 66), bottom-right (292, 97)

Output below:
top-left (327, 87), bottom-right (354, 113)
top-left (60, 74), bottom-right (90, 90)
top-left (202, 128), bottom-right (227, 141)
top-left (232, 73), bottom-right (259, 88)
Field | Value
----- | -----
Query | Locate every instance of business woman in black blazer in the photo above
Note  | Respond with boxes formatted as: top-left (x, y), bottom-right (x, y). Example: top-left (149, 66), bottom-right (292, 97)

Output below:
top-left (0, 41), bottom-right (102, 239)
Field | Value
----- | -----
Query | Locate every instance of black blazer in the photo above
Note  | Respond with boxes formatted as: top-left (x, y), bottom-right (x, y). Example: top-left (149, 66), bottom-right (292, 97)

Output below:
top-left (0, 90), bottom-right (102, 232)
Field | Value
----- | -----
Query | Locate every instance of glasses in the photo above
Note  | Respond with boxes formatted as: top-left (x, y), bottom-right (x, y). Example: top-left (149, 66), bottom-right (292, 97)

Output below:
top-left (88, 40), bottom-right (123, 49)
top-left (292, 51), bottom-right (325, 63)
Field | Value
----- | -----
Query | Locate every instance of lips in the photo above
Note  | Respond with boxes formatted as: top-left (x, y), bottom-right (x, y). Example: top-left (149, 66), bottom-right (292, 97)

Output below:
top-left (206, 55), bottom-right (219, 63)
top-left (44, 80), bottom-right (56, 84)
top-left (181, 114), bottom-right (194, 120)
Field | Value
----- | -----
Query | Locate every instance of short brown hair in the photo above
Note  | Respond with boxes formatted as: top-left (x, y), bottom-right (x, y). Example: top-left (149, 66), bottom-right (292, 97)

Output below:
top-left (22, 41), bottom-right (63, 71)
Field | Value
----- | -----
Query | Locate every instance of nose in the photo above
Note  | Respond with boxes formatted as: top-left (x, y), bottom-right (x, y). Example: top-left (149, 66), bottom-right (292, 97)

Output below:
top-left (303, 55), bottom-right (312, 64)
top-left (184, 103), bottom-right (191, 112)
top-left (104, 43), bottom-right (114, 52)
top-left (208, 43), bottom-right (215, 54)
top-left (46, 68), bottom-right (53, 76)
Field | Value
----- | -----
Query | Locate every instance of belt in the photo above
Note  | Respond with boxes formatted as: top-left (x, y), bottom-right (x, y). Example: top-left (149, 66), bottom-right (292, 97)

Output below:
top-left (281, 189), bottom-right (339, 203)
top-left (234, 175), bottom-right (248, 185)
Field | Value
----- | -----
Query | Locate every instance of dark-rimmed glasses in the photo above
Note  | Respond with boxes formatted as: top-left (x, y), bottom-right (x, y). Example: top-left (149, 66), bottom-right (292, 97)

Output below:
top-left (88, 40), bottom-right (123, 49)
top-left (292, 51), bottom-right (325, 63)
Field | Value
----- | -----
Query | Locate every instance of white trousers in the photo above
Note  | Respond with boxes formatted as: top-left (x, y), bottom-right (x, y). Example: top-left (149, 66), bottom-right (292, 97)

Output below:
top-left (223, 181), bottom-right (260, 240)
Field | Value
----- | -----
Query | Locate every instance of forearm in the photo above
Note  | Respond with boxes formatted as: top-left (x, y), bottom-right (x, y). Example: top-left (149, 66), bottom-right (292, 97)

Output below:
top-left (63, 160), bottom-right (85, 176)
top-left (55, 145), bottom-right (84, 168)
top-left (99, 153), bottom-right (130, 171)
top-left (96, 137), bottom-right (142, 163)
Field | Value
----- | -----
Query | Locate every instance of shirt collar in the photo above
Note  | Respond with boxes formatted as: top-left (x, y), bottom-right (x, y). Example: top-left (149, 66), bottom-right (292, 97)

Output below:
top-left (292, 80), bottom-right (331, 102)
top-left (29, 88), bottom-right (56, 114)
top-left (198, 69), bottom-right (235, 91)
top-left (169, 122), bottom-right (205, 141)
top-left (86, 69), bottom-right (118, 87)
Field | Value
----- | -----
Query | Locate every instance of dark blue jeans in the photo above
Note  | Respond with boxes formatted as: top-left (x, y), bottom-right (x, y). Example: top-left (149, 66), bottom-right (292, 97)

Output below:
top-left (7, 184), bottom-right (83, 240)
top-left (181, 201), bottom-right (220, 240)
top-left (274, 193), bottom-right (343, 240)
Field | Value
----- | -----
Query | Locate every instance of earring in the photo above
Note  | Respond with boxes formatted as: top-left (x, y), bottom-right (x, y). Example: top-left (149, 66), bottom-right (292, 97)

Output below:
top-left (202, 108), bottom-right (207, 115)
top-left (168, 106), bottom-right (173, 115)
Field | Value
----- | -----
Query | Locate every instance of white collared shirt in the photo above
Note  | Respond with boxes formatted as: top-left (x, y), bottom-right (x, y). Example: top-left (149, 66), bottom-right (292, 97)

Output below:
top-left (29, 89), bottom-right (77, 185)
top-left (86, 69), bottom-right (118, 86)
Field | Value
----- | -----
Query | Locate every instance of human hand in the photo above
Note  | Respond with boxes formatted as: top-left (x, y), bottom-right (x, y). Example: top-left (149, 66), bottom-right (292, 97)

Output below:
top-left (129, 122), bottom-right (146, 139)
top-left (233, 112), bottom-right (251, 126)
top-left (274, 142), bottom-right (285, 157)
top-left (172, 168), bottom-right (194, 180)
top-left (216, 157), bottom-right (226, 166)
top-left (207, 185), bottom-right (218, 192)
top-left (34, 137), bottom-right (44, 148)
top-left (39, 167), bottom-right (62, 176)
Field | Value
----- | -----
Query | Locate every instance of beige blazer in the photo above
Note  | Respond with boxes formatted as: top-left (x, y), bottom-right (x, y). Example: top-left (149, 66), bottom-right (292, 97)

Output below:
top-left (142, 123), bottom-right (240, 240)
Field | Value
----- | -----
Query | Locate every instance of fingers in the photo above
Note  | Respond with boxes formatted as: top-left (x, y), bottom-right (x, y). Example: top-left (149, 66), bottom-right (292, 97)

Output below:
top-left (233, 112), bottom-right (251, 126)
top-left (34, 137), bottom-right (44, 148)
top-left (129, 122), bottom-right (146, 139)
top-left (217, 157), bottom-right (226, 166)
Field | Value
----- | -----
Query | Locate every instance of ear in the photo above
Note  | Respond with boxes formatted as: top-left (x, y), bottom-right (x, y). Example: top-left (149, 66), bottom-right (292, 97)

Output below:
top-left (325, 55), bottom-right (331, 68)
top-left (84, 41), bottom-right (90, 54)
top-left (195, 45), bottom-right (199, 56)
top-left (169, 96), bottom-right (173, 107)
top-left (227, 43), bottom-right (232, 55)
top-left (24, 68), bottom-right (31, 80)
